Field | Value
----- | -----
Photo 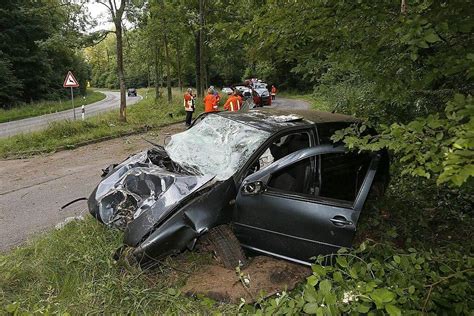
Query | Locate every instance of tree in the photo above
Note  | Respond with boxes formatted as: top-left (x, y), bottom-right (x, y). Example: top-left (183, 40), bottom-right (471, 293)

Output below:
top-left (95, 0), bottom-right (128, 121)
top-left (0, 0), bottom-right (91, 107)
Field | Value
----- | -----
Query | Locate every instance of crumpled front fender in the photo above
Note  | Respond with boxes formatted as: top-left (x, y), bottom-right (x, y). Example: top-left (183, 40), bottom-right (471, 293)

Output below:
top-left (130, 177), bottom-right (236, 264)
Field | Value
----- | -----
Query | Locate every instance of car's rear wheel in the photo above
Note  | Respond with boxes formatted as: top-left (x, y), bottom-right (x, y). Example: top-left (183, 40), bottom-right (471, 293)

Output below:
top-left (206, 225), bottom-right (248, 269)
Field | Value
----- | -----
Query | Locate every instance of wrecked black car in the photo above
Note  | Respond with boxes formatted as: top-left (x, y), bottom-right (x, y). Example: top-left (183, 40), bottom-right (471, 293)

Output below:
top-left (88, 109), bottom-right (389, 267)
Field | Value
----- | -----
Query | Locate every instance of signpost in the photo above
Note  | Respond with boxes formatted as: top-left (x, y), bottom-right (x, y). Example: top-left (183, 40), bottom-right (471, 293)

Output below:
top-left (63, 71), bottom-right (80, 120)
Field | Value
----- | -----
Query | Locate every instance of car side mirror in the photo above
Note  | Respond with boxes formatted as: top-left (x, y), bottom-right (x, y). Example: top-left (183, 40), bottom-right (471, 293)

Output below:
top-left (241, 181), bottom-right (266, 196)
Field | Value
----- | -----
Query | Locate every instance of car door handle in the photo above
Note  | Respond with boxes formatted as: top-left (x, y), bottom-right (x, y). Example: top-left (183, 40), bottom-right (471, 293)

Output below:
top-left (330, 216), bottom-right (353, 227)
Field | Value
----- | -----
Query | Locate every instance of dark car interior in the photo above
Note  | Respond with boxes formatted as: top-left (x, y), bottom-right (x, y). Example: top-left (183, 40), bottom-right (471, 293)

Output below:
top-left (267, 133), bottom-right (313, 194)
top-left (247, 129), bottom-right (372, 205)
top-left (319, 152), bottom-right (371, 202)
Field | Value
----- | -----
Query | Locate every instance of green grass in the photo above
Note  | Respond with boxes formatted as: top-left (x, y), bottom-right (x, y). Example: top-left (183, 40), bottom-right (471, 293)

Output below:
top-left (0, 216), bottom-right (236, 314)
top-left (0, 88), bottom-right (200, 158)
top-left (0, 90), bottom-right (106, 123)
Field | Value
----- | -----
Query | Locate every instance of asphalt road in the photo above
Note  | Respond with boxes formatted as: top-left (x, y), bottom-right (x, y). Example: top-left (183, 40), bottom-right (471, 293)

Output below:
top-left (269, 96), bottom-right (310, 110)
top-left (0, 91), bottom-right (142, 138)
top-left (0, 97), bottom-right (309, 251)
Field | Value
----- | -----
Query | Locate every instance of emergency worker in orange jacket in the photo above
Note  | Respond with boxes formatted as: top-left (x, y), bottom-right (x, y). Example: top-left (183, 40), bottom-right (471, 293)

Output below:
top-left (271, 85), bottom-right (278, 100)
top-left (224, 90), bottom-right (242, 112)
top-left (183, 88), bottom-right (195, 127)
top-left (204, 88), bottom-right (218, 112)
top-left (210, 86), bottom-right (221, 105)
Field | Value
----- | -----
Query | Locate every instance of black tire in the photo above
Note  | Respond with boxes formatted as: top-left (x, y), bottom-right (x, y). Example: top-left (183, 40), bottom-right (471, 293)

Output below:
top-left (207, 225), bottom-right (248, 269)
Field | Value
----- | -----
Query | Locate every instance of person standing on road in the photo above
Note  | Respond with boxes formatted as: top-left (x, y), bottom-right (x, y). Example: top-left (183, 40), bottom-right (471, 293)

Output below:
top-left (204, 88), bottom-right (218, 113)
top-left (271, 85), bottom-right (278, 100)
top-left (223, 90), bottom-right (242, 112)
top-left (183, 88), bottom-right (195, 127)
top-left (210, 85), bottom-right (221, 105)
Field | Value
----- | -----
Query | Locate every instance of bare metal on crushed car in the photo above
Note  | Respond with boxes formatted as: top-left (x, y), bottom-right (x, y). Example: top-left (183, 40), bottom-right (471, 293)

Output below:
top-left (88, 108), bottom-right (389, 266)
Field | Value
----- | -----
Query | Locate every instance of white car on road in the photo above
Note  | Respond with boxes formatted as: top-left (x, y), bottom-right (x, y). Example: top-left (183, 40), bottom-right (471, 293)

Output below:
top-left (222, 87), bottom-right (233, 95)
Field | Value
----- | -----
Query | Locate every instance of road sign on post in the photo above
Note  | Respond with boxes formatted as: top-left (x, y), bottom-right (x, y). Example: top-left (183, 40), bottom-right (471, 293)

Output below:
top-left (63, 71), bottom-right (80, 120)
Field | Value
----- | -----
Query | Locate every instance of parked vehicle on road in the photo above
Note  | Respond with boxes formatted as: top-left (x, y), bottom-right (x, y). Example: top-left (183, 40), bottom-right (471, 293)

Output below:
top-left (222, 87), bottom-right (233, 95)
top-left (88, 109), bottom-right (389, 268)
top-left (233, 85), bottom-right (253, 100)
top-left (252, 82), bottom-right (271, 106)
top-left (127, 88), bottom-right (137, 97)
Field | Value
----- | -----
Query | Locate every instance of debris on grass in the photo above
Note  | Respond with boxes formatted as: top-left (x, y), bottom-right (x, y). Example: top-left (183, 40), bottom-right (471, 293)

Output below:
top-left (55, 215), bottom-right (84, 230)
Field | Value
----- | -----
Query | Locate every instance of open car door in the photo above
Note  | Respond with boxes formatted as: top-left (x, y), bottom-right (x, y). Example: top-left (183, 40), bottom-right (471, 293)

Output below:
top-left (232, 145), bottom-right (381, 265)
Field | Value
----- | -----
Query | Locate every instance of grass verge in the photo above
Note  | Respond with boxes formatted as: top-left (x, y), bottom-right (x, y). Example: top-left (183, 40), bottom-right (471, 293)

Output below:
top-left (0, 88), bottom-right (200, 158)
top-left (0, 90), bottom-right (106, 123)
top-left (0, 216), bottom-right (236, 314)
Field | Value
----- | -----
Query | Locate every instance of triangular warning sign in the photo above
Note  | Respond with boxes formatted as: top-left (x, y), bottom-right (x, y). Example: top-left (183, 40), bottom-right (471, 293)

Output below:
top-left (63, 71), bottom-right (80, 88)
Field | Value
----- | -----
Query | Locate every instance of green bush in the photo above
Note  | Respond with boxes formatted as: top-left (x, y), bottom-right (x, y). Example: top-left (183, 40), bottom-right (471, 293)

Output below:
top-left (246, 243), bottom-right (473, 315)
top-left (332, 94), bottom-right (474, 187)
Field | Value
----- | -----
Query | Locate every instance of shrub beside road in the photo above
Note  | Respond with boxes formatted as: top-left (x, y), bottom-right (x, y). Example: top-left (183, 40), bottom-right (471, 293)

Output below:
top-left (0, 90), bottom-right (106, 123)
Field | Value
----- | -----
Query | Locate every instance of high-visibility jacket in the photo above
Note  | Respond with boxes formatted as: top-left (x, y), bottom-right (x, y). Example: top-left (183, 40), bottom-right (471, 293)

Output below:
top-left (184, 93), bottom-right (194, 111)
top-left (271, 86), bottom-right (278, 95)
top-left (204, 94), bottom-right (218, 112)
top-left (224, 95), bottom-right (241, 112)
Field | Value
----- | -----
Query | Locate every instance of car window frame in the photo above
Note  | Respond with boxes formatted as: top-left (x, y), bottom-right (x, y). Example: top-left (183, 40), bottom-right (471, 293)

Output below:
top-left (244, 147), bottom-right (380, 212)
top-left (265, 151), bottom-right (373, 209)
top-left (265, 156), bottom-right (318, 198)
top-left (236, 125), bottom-right (317, 184)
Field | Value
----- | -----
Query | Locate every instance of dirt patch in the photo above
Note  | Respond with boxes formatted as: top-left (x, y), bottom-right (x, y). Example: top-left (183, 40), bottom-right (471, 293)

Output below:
top-left (182, 256), bottom-right (310, 304)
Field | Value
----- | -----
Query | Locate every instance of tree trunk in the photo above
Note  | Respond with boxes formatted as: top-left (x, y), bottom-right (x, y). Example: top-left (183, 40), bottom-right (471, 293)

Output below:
top-left (154, 42), bottom-right (161, 100)
top-left (108, 0), bottom-right (127, 122)
top-left (115, 19), bottom-right (126, 122)
top-left (199, 0), bottom-right (205, 94)
top-left (163, 29), bottom-right (172, 102)
top-left (401, 0), bottom-right (407, 14)
top-left (176, 35), bottom-right (183, 91)
top-left (195, 33), bottom-right (202, 97)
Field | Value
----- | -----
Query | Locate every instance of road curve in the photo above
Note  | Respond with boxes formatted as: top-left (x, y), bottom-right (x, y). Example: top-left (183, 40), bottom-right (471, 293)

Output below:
top-left (0, 91), bottom-right (142, 138)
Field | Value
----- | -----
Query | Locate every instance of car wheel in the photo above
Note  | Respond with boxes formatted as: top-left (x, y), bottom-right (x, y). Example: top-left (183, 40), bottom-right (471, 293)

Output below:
top-left (206, 225), bottom-right (248, 269)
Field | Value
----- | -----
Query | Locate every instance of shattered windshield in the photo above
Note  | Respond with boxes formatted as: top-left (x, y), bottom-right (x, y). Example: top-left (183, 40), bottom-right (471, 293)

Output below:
top-left (165, 114), bottom-right (270, 180)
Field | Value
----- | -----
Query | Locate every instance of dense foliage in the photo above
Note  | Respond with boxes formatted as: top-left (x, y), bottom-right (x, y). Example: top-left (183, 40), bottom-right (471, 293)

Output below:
top-left (332, 94), bottom-right (473, 186)
top-left (0, 0), bottom-right (91, 107)
top-left (247, 243), bottom-right (473, 315)
top-left (233, 0), bottom-right (473, 186)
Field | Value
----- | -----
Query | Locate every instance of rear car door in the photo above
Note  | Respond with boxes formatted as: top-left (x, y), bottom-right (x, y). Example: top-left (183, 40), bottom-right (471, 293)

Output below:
top-left (232, 145), bottom-right (380, 264)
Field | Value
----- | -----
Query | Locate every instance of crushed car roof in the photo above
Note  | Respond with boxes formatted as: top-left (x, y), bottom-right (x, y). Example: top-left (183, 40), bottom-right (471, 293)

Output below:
top-left (215, 108), bottom-right (359, 132)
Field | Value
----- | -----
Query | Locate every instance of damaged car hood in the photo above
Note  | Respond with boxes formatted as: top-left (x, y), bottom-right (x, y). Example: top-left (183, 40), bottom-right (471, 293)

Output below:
top-left (88, 149), bottom-right (214, 230)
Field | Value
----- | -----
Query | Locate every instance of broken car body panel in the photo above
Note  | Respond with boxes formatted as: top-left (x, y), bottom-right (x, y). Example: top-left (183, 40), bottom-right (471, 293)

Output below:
top-left (88, 109), bottom-right (389, 265)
